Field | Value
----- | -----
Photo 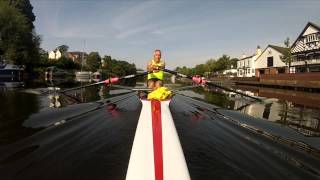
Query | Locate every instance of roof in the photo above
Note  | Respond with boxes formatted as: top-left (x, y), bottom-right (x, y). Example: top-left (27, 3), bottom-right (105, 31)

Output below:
top-left (239, 55), bottom-right (254, 60)
top-left (268, 45), bottom-right (288, 54)
top-left (291, 22), bottom-right (320, 49)
top-left (254, 45), bottom-right (288, 62)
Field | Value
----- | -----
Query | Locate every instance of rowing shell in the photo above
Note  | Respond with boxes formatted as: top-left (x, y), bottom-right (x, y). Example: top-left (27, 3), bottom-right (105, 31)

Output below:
top-left (126, 99), bottom-right (191, 180)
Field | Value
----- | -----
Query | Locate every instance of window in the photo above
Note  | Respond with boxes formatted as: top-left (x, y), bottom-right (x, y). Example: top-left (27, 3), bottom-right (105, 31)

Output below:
top-left (267, 57), bottom-right (273, 67)
top-left (306, 33), bottom-right (319, 43)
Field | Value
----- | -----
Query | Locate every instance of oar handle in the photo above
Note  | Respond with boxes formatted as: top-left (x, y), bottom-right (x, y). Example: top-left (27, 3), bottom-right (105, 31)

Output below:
top-left (104, 77), bottom-right (119, 85)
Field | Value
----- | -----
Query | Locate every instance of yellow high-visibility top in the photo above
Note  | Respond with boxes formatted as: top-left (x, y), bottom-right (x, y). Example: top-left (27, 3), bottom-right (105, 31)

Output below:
top-left (147, 59), bottom-right (165, 80)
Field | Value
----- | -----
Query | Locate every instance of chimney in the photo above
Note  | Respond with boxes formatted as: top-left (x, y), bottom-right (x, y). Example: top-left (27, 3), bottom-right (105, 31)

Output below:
top-left (256, 45), bottom-right (262, 56)
top-left (241, 54), bottom-right (247, 59)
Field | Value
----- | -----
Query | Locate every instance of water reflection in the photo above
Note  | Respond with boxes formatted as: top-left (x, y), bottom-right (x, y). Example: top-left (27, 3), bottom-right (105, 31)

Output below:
top-left (235, 86), bottom-right (320, 136)
top-left (0, 78), bottom-right (24, 91)
top-left (43, 83), bottom-right (134, 109)
top-left (0, 91), bottom-right (41, 145)
top-left (2, 74), bottom-right (320, 139)
top-left (181, 86), bottom-right (320, 137)
top-left (0, 78), bottom-right (136, 144)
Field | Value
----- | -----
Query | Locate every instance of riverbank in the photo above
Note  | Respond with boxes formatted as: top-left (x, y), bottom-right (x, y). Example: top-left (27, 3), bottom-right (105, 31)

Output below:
top-left (209, 72), bottom-right (320, 92)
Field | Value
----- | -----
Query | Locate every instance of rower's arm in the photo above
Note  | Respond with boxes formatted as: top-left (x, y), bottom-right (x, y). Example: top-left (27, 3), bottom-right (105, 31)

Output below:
top-left (147, 61), bottom-right (165, 72)
top-left (159, 61), bottom-right (165, 69)
top-left (147, 61), bottom-right (153, 72)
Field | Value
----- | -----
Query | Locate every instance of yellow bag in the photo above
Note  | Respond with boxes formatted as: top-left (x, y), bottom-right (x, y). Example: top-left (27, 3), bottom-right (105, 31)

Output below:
top-left (147, 87), bottom-right (172, 100)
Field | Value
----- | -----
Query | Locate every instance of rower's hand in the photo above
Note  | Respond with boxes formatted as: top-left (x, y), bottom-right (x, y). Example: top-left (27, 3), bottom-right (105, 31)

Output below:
top-left (152, 65), bottom-right (161, 72)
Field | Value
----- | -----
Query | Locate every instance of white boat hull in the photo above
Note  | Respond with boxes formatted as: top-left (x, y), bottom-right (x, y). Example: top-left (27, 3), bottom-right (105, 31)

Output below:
top-left (126, 100), bottom-right (190, 180)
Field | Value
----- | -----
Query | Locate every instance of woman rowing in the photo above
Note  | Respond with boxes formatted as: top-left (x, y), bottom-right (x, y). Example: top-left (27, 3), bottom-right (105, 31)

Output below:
top-left (147, 49), bottom-right (165, 90)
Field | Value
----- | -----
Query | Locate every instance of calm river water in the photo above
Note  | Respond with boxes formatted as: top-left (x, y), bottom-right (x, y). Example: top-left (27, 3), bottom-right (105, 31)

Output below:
top-left (0, 78), bottom-right (319, 179)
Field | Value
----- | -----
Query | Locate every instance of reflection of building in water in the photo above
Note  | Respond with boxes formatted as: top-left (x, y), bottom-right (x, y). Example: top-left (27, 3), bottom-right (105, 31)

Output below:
top-left (235, 98), bottom-right (320, 136)
top-left (281, 103), bottom-right (320, 136)
top-left (237, 99), bottom-right (282, 122)
top-left (232, 85), bottom-right (320, 136)
top-left (48, 95), bottom-right (61, 108)
top-left (0, 80), bottom-right (24, 91)
top-left (45, 66), bottom-right (70, 80)
top-left (192, 85), bottom-right (319, 136)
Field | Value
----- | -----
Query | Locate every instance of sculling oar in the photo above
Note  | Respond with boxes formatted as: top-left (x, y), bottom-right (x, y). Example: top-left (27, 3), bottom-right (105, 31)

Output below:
top-left (57, 71), bottom-right (149, 93)
top-left (163, 69), bottom-right (262, 101)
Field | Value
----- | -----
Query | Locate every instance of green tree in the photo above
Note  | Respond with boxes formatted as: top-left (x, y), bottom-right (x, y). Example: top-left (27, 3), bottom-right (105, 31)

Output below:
top-left (38, 48), bottom-right (49, 66)
top-left (5, 0), bottom-right (36, 29)
top-left (57, 45), bottom-right (69, 53)
top-left (215, 55), bottom-right (231, 72)
top-left (0, 0), bottom-right (40, 70)
top-left (230, 58), bottom-right (238, 69)
top-left (193, 64), bottom-right (206, 76)
top-left (99, 56), bottom-right (136, 78)
top-left (205, 59), bottom-right (216, 74)
top-left (280, 37), bottom-right (293, 72)
top-left (55, 56), bottom-right (79, 69)
top-left (101, 55), bottom-right (112, 68)
top-left (112, 65), bottom-right (125, 76)
top-left (175, 66), bottom-right (192, 76)
top-left (86, 52), bottom-right (101, 72)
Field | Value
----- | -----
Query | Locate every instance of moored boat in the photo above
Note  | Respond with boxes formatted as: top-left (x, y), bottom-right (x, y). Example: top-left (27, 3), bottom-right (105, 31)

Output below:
top-left (0, 61), bottom-right (24, 79)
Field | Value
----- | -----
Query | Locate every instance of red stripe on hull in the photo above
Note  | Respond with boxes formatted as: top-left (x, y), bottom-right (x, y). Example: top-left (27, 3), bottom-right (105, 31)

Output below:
top-left (151, 100), bottom-right (163, 180)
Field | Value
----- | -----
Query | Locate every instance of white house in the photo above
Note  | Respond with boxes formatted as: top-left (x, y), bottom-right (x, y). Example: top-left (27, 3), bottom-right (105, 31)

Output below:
top-left (237, 46), bottom-right (262, 77)
top-left (254, 45), bottom-right (288, 77)
top-left (48, 49), bottom-right (66, 60)
top-left (48, 50), bottom-right (56, 59)
top-left (291, 22), bottom-right (320, 73)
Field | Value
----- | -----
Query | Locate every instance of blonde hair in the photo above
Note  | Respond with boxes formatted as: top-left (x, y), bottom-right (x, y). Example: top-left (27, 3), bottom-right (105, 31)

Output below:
top-left (154, 49), bottom-right (161, 53)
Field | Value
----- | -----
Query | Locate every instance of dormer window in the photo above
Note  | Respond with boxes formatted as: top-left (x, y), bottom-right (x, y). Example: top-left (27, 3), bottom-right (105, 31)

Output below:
top-left (306, 33), bottom-right (319, 43)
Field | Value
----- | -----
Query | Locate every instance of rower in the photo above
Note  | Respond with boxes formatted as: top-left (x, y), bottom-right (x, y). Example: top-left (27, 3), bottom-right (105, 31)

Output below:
top-left (147, 50), bottom-right (165, 90)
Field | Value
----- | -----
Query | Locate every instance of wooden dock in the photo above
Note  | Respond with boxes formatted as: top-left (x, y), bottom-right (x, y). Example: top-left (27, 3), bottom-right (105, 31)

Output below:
top-left (232, 72), bottom-right (320, 90)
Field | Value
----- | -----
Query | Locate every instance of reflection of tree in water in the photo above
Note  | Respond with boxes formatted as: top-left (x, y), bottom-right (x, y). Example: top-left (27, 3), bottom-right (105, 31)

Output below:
top-left (192, 87), bottom-right (235, 109)
top-left (101, 86), bottom-right (110, 99)
top-left (279, 100), bottom-right (288, 124)
top-left (54, 79), bottom-right (139, 107)
top-left (0, 92), bottom-right (41, 145)
top-left (65, 86), bottom-right (101, 103)
top-left (262, 103), bottom-right (272, 119)
top-left (83, 86), bottom-right (101, 102)
top-left (278, 100), bottom-right (320, 136)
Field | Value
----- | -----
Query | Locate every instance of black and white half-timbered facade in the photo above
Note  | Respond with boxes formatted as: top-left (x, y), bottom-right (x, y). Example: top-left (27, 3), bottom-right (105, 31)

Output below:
top-left (291, 22), bottom-right (320, 73)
